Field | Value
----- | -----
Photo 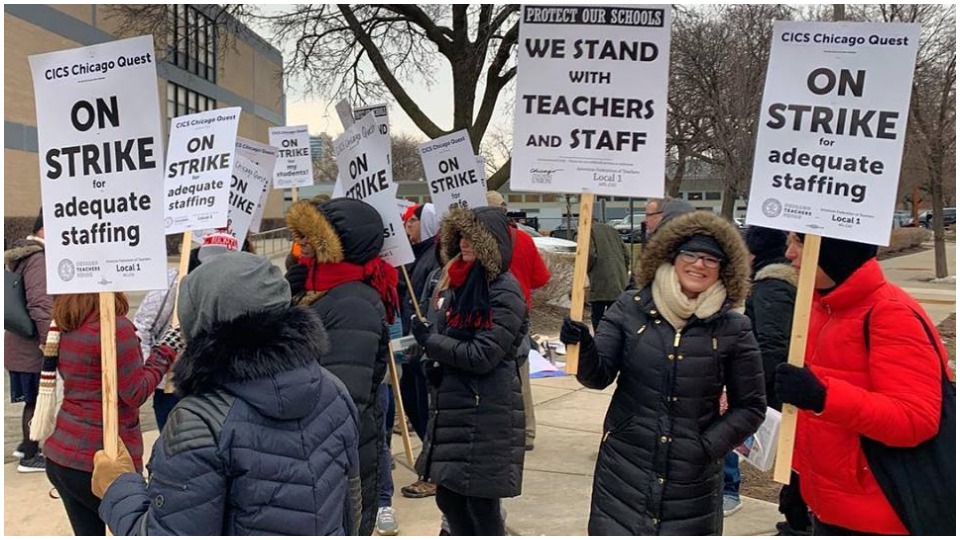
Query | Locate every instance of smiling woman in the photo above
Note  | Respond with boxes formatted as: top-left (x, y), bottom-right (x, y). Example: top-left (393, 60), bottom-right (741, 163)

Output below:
top-left (558, 210), bottom-right (766, 536)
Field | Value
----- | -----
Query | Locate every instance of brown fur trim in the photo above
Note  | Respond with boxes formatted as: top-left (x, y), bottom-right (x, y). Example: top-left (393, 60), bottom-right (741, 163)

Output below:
top-left (285, 201), bottom-right (344, 264)
top-left (638, 212), bottom-right (751, 306)
top-left (755, 263), bottom-right (799, 287)
top-left (438, 207), bottom-right (501, 280)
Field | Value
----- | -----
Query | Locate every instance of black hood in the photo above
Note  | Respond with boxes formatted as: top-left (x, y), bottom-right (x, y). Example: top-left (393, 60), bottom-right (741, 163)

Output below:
top-left (173, 307), bottom-right (330, 420)
top-left (286, 197), bottom-right (384, 264)
top-left (438, 206), bottom-right (513, 280)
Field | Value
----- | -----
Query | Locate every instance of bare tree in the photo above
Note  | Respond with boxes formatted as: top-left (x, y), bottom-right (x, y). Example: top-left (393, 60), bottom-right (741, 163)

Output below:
top-left (853, 4), bottom-right (956, 278)
top-left (669, 5), bottom-right (790, 218)
top-left (109, 4), bottom-right (520, 189)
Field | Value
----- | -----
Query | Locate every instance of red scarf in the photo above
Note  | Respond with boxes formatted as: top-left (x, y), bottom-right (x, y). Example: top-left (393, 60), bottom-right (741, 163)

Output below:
top-left (445, 259), bottom-right (492, 330)
top-left (302, 256), bottom-right (399, 323)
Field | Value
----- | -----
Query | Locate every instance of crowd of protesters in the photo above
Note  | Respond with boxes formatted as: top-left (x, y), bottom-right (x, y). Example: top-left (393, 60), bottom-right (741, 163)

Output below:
top-left (3, 193), bottom-right (952, 536)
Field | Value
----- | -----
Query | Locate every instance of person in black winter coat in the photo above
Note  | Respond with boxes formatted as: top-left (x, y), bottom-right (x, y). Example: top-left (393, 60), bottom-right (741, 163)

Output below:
top-left (744, 227), bottom-right (810, 535)
top-left (560, 211), bottom-right (767, 535)
top-left (94, 251), bottom-right (362, 535)
top-left (410, 206), bottom-right (529, 536)
top-left (286, 198), bottom-right (399, 536)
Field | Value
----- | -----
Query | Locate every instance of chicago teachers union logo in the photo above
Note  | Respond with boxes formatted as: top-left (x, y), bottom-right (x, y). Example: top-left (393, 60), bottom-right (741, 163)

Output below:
top-left (762, 198), bottom-right (783, 218)
top-left (58, 259), bottom-right (76, 282)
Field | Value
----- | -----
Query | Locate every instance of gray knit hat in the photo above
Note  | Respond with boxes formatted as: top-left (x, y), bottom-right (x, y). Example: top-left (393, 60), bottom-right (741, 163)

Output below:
top-left (178, 251), bottom-right (291, 341)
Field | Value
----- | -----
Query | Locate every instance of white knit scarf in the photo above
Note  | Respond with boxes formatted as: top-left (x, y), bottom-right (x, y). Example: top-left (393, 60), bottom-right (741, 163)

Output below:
top-left (651, 263), bottom-right (727, 331)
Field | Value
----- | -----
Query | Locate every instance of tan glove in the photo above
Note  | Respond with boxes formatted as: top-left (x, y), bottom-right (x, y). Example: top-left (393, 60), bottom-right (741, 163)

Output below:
top-left (92, 438), bottom-right (135, 499)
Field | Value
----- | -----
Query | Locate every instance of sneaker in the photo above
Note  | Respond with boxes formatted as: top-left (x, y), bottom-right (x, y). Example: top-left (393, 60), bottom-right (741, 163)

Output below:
top-left (401, 479), bottom-right (437, 499)
top-left (12, 443), bottom-right (25, 459)
top-left (722, 495), bottom-right (742, 517)
top-left (17, 454), bottom-right (46, 473)
top-left (376, 506), bottom-right (399, 536)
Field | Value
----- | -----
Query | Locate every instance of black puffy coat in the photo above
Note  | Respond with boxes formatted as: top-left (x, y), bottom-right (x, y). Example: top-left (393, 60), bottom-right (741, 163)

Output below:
top-left (416, 207), bottom-right (528, 499)
top-left (100, 308), bottom-right (362, 536)
top-left (579, 211), bottom-right (766, 535)
top-left (744, 258), bottom-right (797, 411)
top-left (399, 235), bottom-right (440, 334)
top-left (286, 198), bottom-right (390, 535)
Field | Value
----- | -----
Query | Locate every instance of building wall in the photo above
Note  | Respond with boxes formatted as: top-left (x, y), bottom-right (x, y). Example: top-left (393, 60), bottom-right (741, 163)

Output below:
top-left (3, 4), bottom-right (286, 222)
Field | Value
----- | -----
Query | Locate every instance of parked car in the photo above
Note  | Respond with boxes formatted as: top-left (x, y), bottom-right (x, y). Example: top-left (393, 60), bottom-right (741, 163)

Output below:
top-left (518, 223), bottom-right (577, 253)
top-left (893, 211), bottom-right (913, 228)
top-left (917, 208), bottom-right (956, 229)
top-left (550, 217), bottom-right (579, 240)
top-left (614, 212), bottom-right (646, 242)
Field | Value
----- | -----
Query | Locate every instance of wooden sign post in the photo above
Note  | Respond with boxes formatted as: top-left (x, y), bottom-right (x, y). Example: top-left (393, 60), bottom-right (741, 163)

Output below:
top-left (773, 234), bottom-right (822, 484)
top-left (99, 293), bottom-right (119, 459)
top-left (164, 231), bottom-right (193, 393)
top-left (291, 186), bottom-right (299, 203)
top-left (386, 343), bottom-right (415, 467)
top-left (565, 192), bottom-right (595, 375)
top-left (400, 265), bottom-right (425, 322)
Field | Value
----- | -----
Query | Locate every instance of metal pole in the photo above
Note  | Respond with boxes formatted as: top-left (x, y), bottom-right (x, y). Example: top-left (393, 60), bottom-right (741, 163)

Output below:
top-left (628, 198), bottom-right (635, 274)
top-left (833, 4), bottom-right (845, 21)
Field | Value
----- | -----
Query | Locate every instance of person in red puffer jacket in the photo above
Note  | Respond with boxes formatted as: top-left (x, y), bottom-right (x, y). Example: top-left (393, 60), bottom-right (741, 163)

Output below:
top-left (776, 234), bottom-right (948, 535)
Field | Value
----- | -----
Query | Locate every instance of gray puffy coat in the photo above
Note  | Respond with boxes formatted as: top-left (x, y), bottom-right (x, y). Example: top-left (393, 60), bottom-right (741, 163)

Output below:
top-left (99, 307), bottom-right (362, 535)
top-left (579, 212), bottom-right (766, 535)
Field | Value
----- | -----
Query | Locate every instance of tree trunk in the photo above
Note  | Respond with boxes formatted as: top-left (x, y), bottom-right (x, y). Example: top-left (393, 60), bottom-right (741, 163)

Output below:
top-left (666, 147), bottom-right (688, 197)
top-left (720, 184), bottom-right (737, 219)
top-left (930, 149), bottom-right (949, 278)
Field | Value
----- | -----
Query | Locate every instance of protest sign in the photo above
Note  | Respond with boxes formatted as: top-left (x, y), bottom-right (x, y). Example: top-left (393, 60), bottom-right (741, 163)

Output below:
top-left (419, 130), bottom-right (487, 218)
top-left (196, 154), bottom-right (270, 247)
top-left (235, 137), bottom-right (277, 233)
top-left (510, 5), bottom-right (671, 198)
top-left (164, 107), bottom-right (241, 234)
top-left (269, 125), bottom-right (314, 189)
top-left (334, 114), bottom-right (415, 267)
top-left (746, 21), bottom-right (920, 246)
top-left (336, 98), bottom-right (355, 129)
top-left (29, 35), bottom-right (168, 294)
top-left (355, 102), bottom-right (392, 166)
top-left (476, 156), bottom-right (488, 190)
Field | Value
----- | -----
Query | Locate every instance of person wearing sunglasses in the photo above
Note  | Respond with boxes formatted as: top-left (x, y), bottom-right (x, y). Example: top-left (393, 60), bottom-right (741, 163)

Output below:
top-left (560, 211), bottom-right (766, 535)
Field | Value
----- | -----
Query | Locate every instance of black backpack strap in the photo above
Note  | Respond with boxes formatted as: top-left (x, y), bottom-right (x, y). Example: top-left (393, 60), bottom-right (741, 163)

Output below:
top-left (863, 303), bottom-right (945, 364)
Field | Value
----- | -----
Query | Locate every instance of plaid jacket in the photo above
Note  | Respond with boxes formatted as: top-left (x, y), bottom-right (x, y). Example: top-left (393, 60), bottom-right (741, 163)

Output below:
top-left (43, 314), bottom-right (173, 473)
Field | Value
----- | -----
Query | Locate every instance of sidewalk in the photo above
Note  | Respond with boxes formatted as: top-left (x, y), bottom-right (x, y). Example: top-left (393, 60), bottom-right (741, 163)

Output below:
top-left (880, 242), bottom-right (956, 325)
top-left (3, 376), bottom-right (780, 536)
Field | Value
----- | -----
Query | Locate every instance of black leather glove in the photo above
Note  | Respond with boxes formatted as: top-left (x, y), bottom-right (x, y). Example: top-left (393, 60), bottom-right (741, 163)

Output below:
top-left (403, 343), bottom-right (424, 363)
top-left (285, 264), bottom-right (309, 298)
top-left (424, 359), bottom-right (444, 387)
top-left (411, 315), bottom-right (432, 346)
top-left (775, 364), bottom-right (826, 413)
top-left (559, 317), bottom-right (593, 346)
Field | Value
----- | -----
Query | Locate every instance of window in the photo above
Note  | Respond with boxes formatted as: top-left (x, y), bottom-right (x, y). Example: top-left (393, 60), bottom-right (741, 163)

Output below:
top-left (542, 194), bottom-right (557, 203)
top-left (524, 195), bottom-right (540, 203)
top-left (686, 192), bottom-right (704, 201)
top-left (167, 5), bottom-right (217, 82)
top-left (705, 191), bottom-right (722, 201)
top-left (508, 195), bottom-right (523, 204)
top-left (166, 82), bottom-right (216, 122)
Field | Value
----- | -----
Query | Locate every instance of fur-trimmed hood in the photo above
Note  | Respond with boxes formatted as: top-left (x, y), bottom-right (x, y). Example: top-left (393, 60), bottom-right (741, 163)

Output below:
top-left (173, 307), bottom-right (330, 420)
top-left (755, 262), bottom-right (798, 287)
top-left (438, 206), bottom-right (513, 280)
top-left (4, 240), bottom-right (43, 269)
top-left (637, 211), bottom-right (751, 306)
top-left (286, 198), bottom-right (383, 264)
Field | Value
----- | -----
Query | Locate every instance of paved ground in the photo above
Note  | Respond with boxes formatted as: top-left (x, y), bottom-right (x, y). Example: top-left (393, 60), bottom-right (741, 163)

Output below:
top-left (4, 242), bottom-right (954, 535)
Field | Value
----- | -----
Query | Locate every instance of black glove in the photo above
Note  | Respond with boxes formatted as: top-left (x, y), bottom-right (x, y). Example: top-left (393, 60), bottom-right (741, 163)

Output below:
top-left (775, 364), bottom-right (826, 413)
top-left (559, 316), bottom-right (593, 346)
top-left (411, 316), bottom-right (432, 346)
top-left (285, 264), bottom-right (309, 298)
top-left (403, 343), bottom-right (424, 363)
top-left (424, 359), bottom-right (444, 387)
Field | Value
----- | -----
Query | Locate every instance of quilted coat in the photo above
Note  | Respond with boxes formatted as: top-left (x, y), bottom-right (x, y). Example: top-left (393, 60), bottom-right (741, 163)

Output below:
top-left (578, 211), bottom-right (766, 535)
top-left (794, 258), bottom-right (947, 534)
top-left (286, 198), bottom-right (390, 535)
top-left (99, 308), bottom-right (362, 535)
top-left (415, 207), bottom-right (529, 499)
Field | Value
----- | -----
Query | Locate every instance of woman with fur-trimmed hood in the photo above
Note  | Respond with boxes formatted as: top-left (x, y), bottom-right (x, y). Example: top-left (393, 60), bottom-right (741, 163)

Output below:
top-left (409, 206), bottom-right (529, 536)
top-left (286, 197), bottom-right (398, 536)
top-left (560, 211), bottom-right (766, 535)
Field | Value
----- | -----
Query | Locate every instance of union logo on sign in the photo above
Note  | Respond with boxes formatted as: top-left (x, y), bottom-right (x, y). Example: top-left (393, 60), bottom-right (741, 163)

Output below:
top-left (58, 259), bottom-right (76, 282)
top-left (762, 198), bottom-right (783, 218)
